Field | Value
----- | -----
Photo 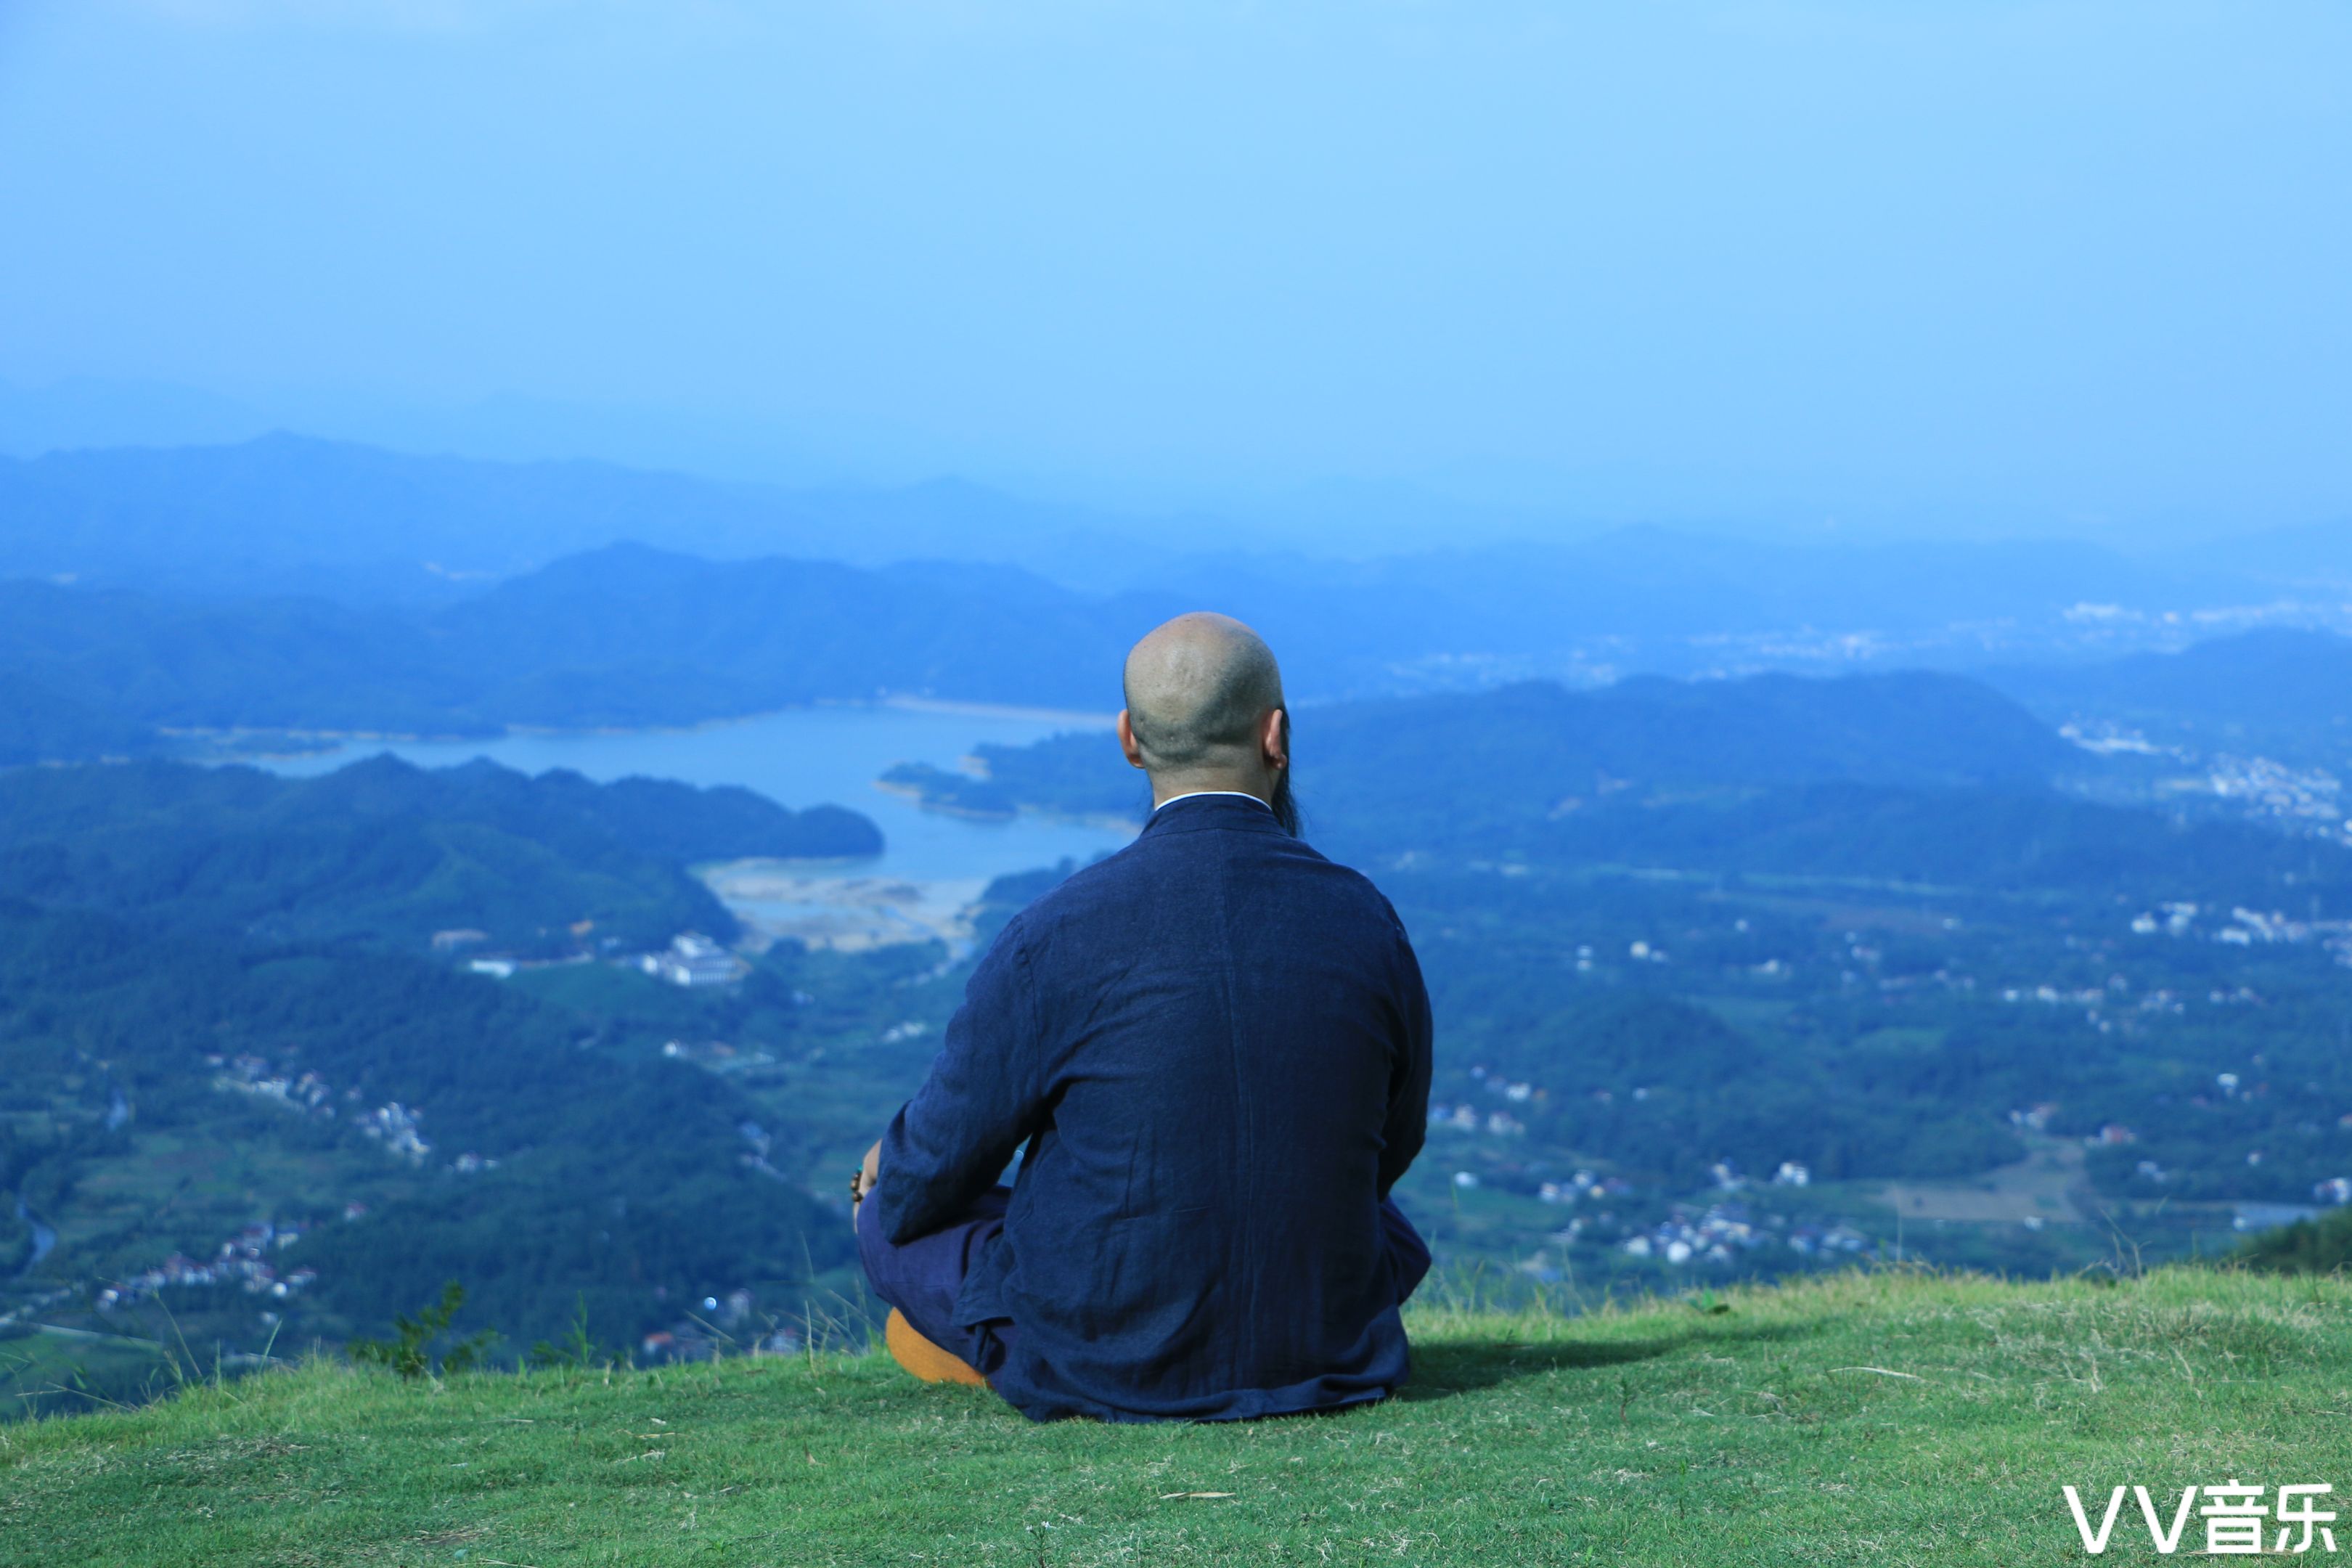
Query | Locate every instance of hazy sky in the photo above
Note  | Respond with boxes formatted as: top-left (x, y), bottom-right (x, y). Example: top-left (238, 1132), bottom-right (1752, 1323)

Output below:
top-left (1, 1), bottom-right (2346, 538)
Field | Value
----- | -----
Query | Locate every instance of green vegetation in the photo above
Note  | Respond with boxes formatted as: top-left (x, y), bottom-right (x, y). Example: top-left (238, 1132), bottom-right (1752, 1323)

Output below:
top-left (0, 755), bottom-right (878, 952)
top-left (1990, 627), bottom-right (2352, 769)
top-left (0, 898), bottom-right (853, 1413)
top-left (13, 659), bottom-right (2352, 1429)
top-left (932, 669), bottom-right (2086, 831)
top-left (931, 693), bottom-right (2352, 1286)
top-left (880, 761), bottom-right (1025, 820)
top-left (955, 735), bottom-right (1153, 822)
top-left (15, 433), bottom-right (2335, 735)
top-left (0, 668), bottom-right (159, 766)
top-left (0, 738), bottom-right (994, 1418)
top-left (0, 541), bottom-right (1148, 749)
top-left (2240, 1206), bottom-right (2352, 1274)
top-left (348, 1282), bottom-right (497, 1381)
top-left (7, 1268), bottom-right (2345, 1566)
top-left (935, 687), bottom-right (2352, 908)
top-left (1376, 847), bottom-right (2352, 1292)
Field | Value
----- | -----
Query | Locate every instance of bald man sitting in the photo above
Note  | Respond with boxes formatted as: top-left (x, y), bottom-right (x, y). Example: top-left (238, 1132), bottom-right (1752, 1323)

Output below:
top-left (850, 613), bottom-right (1433, 1421)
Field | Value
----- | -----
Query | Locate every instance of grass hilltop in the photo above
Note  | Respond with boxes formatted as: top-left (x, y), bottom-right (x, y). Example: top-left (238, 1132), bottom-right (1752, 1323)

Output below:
top-left (6, 1268), bottom-right (2348, 1567)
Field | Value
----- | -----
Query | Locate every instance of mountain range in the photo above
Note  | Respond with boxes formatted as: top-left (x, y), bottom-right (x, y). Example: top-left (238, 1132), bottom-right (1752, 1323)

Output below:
top-left (0, 553), bottom-right (1170, 751)
top-left (7, 434), bottom-right (2350, 687)
top-left (0, 433), bottom-right (1174, 602)
top-left (909, 665), bottom-right (2352, 912)
top-left (1985, 628), bottom-right (2352, 760)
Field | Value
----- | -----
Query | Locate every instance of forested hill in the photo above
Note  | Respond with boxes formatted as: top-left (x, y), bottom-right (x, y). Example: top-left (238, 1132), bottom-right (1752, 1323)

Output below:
top-left (1289, 674), bottom-right (2342, 904)
top-left (426, 544), bottom-right (1161, 722)
top-left (0, 431), bottom-right (2244, 617)
top-left (9, 437), bottom-right (2351, 769)
top-left (0, 756), bottom-right (880, 952)
top-left (0, 897), bottom-right (853, 1353)
top-left (0, 433), bottom-right (1171, 600)
top-left (1989, 627), bottom-right (2352, 756)
top-left (907, 668), bottom-right (2073, 822)
top-left (897, 667), bottom-right (2352, 908)
top-left (0, 433), bottom-right (850, 599)
top-left (0, 579), bottom-right (452, 756)
top-left (0, 666), bottom-right (159, 766)
top-left (0, 550), bottom-right (1164, 756)
top-left (1306, 671), bottom-right (2075, 795)
top-left (0, 754), bottom-right (881, 1371)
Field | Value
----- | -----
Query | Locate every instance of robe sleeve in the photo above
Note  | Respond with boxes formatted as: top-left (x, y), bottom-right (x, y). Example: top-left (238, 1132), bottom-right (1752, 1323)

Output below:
top-left (872, 920), bottom-right (1048, 1244)
top-left (1376, 912), bottom-right (1433, 1198)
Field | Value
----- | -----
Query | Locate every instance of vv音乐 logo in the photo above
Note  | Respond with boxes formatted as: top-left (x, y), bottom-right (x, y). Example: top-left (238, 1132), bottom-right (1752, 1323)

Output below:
top-left (2065, 1482), bottom-right (2338, 1554)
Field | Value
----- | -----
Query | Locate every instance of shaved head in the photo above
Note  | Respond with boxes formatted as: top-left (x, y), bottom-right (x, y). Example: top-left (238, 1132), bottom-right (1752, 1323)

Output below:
top-left (1122, 613), bottom-right (1286, 775)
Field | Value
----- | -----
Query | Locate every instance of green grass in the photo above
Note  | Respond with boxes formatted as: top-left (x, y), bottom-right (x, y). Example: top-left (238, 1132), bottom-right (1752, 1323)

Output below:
top-left (30, 1120), bottom-right (421, 1277)
top-left (0, 1329), bottom-right (179, 1420)
top-left (5, 1267), bottom-right (2348, 1566)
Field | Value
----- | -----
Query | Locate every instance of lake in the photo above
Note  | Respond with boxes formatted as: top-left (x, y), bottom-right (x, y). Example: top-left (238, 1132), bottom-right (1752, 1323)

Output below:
top-left (252, 701), bottom-right (1140, 951)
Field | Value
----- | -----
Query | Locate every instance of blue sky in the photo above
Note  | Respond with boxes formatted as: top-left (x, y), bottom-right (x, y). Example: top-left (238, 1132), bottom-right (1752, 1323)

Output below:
top-left (1, 1), bottom-right (2345, 540)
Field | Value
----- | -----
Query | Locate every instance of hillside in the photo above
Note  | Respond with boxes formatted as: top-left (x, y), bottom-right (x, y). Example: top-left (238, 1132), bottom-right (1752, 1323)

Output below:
top-left (0, 756), bottom-right (879, 952)
top-left (433, 544), bottom-right (1165, 722)
top-left (0, 433), bottom-right (2243, 619)
top-left (1330, 670), bottom-right (2073, 788)
top-left (0, 433), bottom-right (1172, 600)
top-left (1990, 628), bottom-right (2352, 762)
top-left (8, 436), bottom-right (2345, 766)
top-left (921, 669), bottom-right (2076, 828)
top-left (915, 670), bottom-right (2352, 905)
top-left (0, 669), bottom-right (160, 765)
top-left (1167, 529), bottom-right (2216, 668)
top-left (0, 579), bottom-right (477, 746)
top-left (0, 759), bottom-right (886, 1392)
top-left (0, 899), bottom-right (855, 1363)
top-left (0, 551), bottom-right (1167, 746)
top-left (897, 669), bottom-right (2352, 1250)
top-left (0, 434), bottom-right (851, 600)
top-left (5, 1269), bottom-right (2342, 1565)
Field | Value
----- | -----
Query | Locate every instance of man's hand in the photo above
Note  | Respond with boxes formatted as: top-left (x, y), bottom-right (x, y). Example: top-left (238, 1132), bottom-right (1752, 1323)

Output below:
top-left (849, 1139), bottom-right (882, 1220)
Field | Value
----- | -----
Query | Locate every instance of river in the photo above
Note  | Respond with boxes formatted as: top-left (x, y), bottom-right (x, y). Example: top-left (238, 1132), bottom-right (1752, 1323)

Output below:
top-left (13, 1195), bottom-right (54, 1273)
top-left (249, 701), bottom-right (1140, 951)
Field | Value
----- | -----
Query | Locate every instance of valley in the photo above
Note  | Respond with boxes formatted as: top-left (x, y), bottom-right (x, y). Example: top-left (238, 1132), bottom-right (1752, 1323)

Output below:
top-left (19, 653), bottom-right (2352, 1418)
top-left (11, 441), bottom-right (2352, 1421)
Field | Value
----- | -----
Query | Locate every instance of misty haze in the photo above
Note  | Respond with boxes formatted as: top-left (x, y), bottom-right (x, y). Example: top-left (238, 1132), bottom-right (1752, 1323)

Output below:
top-left (4, 3), bottom-right (2350, 1562)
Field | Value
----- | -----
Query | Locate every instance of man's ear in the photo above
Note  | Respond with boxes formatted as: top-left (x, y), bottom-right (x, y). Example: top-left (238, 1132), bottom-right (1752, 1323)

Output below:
top-left (1262, 708), bottom-right (1289, 770)
top-left (1116, 709), bottom-right (1149, 772)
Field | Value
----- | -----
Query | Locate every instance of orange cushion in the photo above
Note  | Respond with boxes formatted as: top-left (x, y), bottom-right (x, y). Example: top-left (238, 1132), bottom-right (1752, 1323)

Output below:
top-left (884, 1307), bottom-right (988, 1387)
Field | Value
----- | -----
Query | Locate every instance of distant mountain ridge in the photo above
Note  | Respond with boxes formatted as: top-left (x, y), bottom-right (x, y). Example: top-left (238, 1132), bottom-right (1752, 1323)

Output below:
top-left (0, 433), bottom-right (1171, 602)
top-left (7, 533), bottom-right (2343, 775)
top-left (1315, 670), bottom-right (2075, 797)
top-left (1988, 628), bottom-right (2352, 751)
top-left (7, 430), bottom-right (2348, 667)
top-left (939, 669), bottom-right (2076, 825)
top-left (0, 552), bottom-right (1175, 753)
top-left (1157, 530), bottom-right (2215, 661)
top-left (902, 667), bottom-right (2352, 910)
top-left (0, 666), bottom-right (158, 764)
top-left (429, 543), bottom-right (1168, 720)
top-left (7, 433), bottom-right (2352, 767)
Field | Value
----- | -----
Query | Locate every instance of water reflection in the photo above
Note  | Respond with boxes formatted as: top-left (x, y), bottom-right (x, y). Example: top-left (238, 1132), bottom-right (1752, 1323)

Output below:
top-left (243, 701), bottom-right (1136, 948)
